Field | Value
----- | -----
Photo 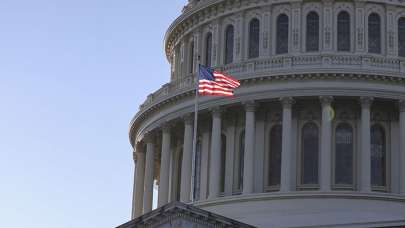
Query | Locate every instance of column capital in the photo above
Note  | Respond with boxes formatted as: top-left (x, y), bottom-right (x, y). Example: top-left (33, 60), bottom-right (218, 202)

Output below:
top-left (133, 150), bottom-right (137, 161)
top-left (280, 97), bottom-right (295, 109)
top-left (183, 113), bottom-right (194, 125)
top-left (243, 101), bottom-right (257, 112)
top-left (144, 132), bottom-right (155, 144)
top-left (320, 96), bottom-right (334, 107)
top-left (160, 122), bottom-right (172, 133)
top-left (360, 97), bottom-right (374, 109)
top-left (210, 106), bottom-right (223, 118)
top-left (399, 100), bottom-right (405, 112)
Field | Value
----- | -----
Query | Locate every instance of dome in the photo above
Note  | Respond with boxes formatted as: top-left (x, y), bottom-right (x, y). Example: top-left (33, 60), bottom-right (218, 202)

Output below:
top-left (128, 0), bottom-right (405, 227)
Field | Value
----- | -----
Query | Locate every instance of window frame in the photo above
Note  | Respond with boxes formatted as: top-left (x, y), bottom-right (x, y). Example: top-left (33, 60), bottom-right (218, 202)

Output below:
top-left (274, 13), bottom-right (290, 55)
top-left (203, 32), bottom-right (213, 67)
top-left (264, 122), bottom-right (283, 192)
top-left (233, 128), bottom-right (245, 194)
top-left (248, 18), bottom-right (261, 59)
top-left (367, 12), bottom-right (383, 54)
top-left (370, 122), bottom-right (391, 192)
top-left (332, 120), bottom-right (357, 190)
top-left (398, 17), bottom-right (405, 57)
top-left (297, 120), bottom-right (321, 190)
top-left (336, 11), bottom-right (351, 52)
top-left (224, 24), bottom-right (235, 65)
top-left (305, 11), bottom-right (321, 52)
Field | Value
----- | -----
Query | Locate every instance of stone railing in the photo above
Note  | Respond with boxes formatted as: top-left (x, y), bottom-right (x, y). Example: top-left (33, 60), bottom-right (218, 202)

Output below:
top-left (131, 54), bottom-right (405, 127)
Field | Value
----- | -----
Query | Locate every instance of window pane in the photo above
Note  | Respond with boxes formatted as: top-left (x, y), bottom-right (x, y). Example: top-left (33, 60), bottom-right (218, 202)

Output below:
top-left (205, 33), bottom-right (212, 67)
top-left (189, 41), bottom-right (194, 74)
top-left (398, 18), bottom-right (405, 57)
top-left (220, 134), bottom-right (226, 193)
top-left (335, 123), bottom-right (353, 185)
top-left (225, 25), bottom-right (234, 64)
top-left (371, 124), bottom-right (386, 187)
top-left (249, 18), bottom-right (260, 59)
top-left (302, 122), bottom-right (319, 185)
top-left (268, 125), bottom-right (282, 186)
top-left (239, 131), bottom-right (245, 190)
top-left (193, 139), bottom-right (202, 201)
top-left (306, 12), bottom-right (319, 52)
top-left (337, 11), bottom-right (351, 52)
top-left (368, 13), bottom-right (381, 54)
top-left (276, 14), bottom-right (289, 54)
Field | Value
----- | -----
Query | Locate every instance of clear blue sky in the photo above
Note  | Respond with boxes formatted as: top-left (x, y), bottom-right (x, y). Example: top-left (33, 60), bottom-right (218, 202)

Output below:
top-left (0, 1), bottom-right (185, 227)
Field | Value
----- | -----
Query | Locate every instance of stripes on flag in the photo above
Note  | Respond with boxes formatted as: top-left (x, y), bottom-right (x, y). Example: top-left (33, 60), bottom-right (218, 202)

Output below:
top-left (198, 65), bottom-right (240, 97)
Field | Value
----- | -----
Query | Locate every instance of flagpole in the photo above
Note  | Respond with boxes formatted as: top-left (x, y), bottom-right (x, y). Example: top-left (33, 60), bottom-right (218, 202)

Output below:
top-left (191, 56), bottom-right (200, 202)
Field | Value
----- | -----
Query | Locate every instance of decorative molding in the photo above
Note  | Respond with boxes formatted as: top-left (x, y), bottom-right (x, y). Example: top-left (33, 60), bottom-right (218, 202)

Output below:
top-left (280, 97), bottom-right (294, 109)
top-left (320, 96), bottom-right (334, 107)
top-left (360, 96), bottom-right (374, 109)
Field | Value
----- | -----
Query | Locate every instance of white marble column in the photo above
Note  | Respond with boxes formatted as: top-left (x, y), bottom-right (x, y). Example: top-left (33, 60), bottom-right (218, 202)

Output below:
top-left (243, 101), bottom-right (256, 195)
top-left (399, 100), bottom-right (405, 194)
top-left (209, 107), bottom-right (222, 199)
top-left (158, 124), bottom-right (171, 207)
top-left (180, 115), bottom-right (194, 202)
top-left (280, 97), bottom-right (294, 192)
top-left (320, 96), bottom-right (333, 191)
top-left (133, 145), bottom-right (145, 218)
top-left (143, 134), bottom-right (155, 213)
top-left (360, 97), bottom-right (373, 192)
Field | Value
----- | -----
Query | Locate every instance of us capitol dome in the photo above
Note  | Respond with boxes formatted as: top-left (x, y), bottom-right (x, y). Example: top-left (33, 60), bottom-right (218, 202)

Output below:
top-left (119, 0), bottom-right (405, 227)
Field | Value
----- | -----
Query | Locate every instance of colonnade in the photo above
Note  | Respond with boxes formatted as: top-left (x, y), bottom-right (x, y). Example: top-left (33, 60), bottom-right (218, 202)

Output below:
top-left (131, 97), bottom-right (405, 218)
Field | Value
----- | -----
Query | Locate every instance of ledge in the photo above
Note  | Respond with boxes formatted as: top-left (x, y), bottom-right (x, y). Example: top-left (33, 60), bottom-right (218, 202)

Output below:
top-left (193, 191), bottom-right (405, 208)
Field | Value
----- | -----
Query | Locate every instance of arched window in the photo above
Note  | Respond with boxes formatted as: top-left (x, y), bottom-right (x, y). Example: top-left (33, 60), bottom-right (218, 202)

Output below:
top-left (301, 122), bottom-right (319, 185)
top-left (398, 18), bottom-right (405, 57)
top-left (268, 124), bottom-right (282, 187)
top-left (248, 18), bottom-right (260, 59)
top-left (235, 131), bottom-right (245, 191)
top-left (306, 12), bottom-right (320, 52)
top-left (368, 13), bottom-right (381, 54)
top-left (205, 33), bottom-right (212, 67)
top-left (193, 139), bottom-right (202, 201)
top-left (371, 124), bottom-right (386, 187)
top-left (276, 14), bottom-right (289, 54)
top-left (337, 11), bottom-right (351, 52)
top-left (175, 149), bottom-right (183, 201)
top-left (220, 134), bottom-right (227, 193)
top-left (189, 40), bottom-right (194, 74)
top-left (224, 25), bottom-right (234, 64)
top-left (334, 123), bottom-right (354, 186)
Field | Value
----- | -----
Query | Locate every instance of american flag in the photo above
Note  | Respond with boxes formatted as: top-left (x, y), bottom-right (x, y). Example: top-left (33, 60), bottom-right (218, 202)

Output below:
top-left (198, 65), bottom-right (240, 97)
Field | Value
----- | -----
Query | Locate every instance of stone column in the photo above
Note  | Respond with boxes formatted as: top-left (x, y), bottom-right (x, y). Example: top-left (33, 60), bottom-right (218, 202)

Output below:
top-left (133, 145), bottom-right (145, 218)
top-left (360, 97), bottom-right (373, 192)
top-left (280, 97), bottom-right (294, 192)
top-left (143, 134), bottom-right (155, 213)
top-left (320, 96), bottom-right (333, 191)
top-left (399, 100), bottom-right (405, 194)
top-left (243, 101), bottom-right (256, 195)
top-left (209, 108), bottom-right (222, 199)
top-left (180, 115), bottom-right (194, 202)
top-left (158, 124), bottom-right (171, 207)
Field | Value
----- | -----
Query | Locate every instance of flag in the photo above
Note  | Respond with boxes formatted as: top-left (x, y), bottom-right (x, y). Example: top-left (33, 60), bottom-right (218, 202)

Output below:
top-left (198, 65), bottom-right (240, 97)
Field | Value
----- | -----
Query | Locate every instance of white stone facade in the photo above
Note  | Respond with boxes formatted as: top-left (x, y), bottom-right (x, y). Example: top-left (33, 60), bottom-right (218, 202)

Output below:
top-left (129, 0), bottom-right (405, 227)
